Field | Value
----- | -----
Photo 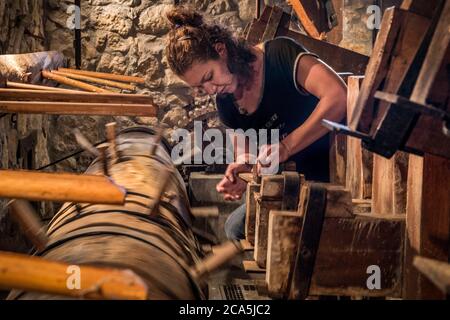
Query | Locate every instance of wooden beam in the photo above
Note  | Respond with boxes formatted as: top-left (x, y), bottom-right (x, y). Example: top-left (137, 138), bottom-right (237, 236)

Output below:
top-left (0, 170), bottom-right (126, 204)
top-left (0, 250), bottom-right (148, 300)
top-left (58, 68), bottom-right (145, 84)
top-left (345, 76), bottom-right (373, 199)
top-left (404, 154), bottom-right (450, 299)
top-left (245, 182), bottom-right (260, 245)
top-left (0, 101), bottom-right (157, 116)
top-left (0, 89), bottom-right (154, 105)
top-left (52, 70), bottom-right (136, 91)
top-left (42, 70), bottom-right (112, 93)
top-left (349, 7), bottom-right (419, 132)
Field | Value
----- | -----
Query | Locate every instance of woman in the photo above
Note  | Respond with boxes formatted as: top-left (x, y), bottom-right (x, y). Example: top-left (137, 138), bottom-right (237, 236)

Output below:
top-left (165, 7), bottom-right (347, 240)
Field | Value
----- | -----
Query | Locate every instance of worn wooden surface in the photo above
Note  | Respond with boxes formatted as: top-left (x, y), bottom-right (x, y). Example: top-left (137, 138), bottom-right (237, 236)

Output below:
top-left (245, 182), bottom-right (260, 245)
top-left (254, 196), bottom-right (283, 268)
top-left (346, 76), bottom-right (373, 199)
top-left (404, 154), bottom-right (450, 299)
top-left (0, 170), bottom-right (126, 204)
top-left (266, 211), bottom-right (301, 298)
top-left (371, 152), bottom-right (409, 215)
top-left (404, 0), bottom-right (450, 159)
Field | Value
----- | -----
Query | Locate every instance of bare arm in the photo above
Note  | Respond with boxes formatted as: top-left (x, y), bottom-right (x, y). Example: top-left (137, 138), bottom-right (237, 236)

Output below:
top-left (281, 55), bottom-right (347, 160)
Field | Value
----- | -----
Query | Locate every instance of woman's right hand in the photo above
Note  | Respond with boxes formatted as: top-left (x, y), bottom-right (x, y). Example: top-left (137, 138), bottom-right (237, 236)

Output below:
top-left (216, 163), bottom-right (251, 201)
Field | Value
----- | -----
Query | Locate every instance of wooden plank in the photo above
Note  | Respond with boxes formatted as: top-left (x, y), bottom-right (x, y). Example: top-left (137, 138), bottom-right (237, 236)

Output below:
top-left (266, 211), bottom-right (301, 298)
top-left (345, 76), bottom-right (373, 199)
top-left (254, 195), bottom-right (282, 268)
top-left (0, 170), bottom-right (126, 204)
top-left (404, 0), bottom-right (450, 159)
top-left (245, 182), bottom-right (260, 245)
top-left (0, 250), bottom-right (147, 300)
top-left (369, 10), bottom-right (431, 136)
top-left (371, 152), bottom-right (409, 215)
top-left (261, 5), bottom-right (284, 42)
top-left (58, 68), bottom-right (145, 84)
top-left (289, 0), bottom-right (331, 39)
top-left (0, 89), bottom-right (154, 104)
top-left (404, 154), bottom-right (450, 299)
top-left (42, 70), bottom-right (112, 93)
top-left (0, 101), bottom-right (157, 116)
top-left (329, 130), bottom-right (347, 186)
top-left (349, 7), bottom-right (406, 132)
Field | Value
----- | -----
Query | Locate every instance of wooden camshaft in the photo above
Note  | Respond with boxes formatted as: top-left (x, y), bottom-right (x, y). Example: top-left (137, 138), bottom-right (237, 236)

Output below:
top-left (7, 127), bottom-right (206, 300)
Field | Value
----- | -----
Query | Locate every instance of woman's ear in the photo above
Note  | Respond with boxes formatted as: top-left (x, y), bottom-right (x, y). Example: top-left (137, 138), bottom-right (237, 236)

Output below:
top-left (214, 42), bottom-right (227, 59)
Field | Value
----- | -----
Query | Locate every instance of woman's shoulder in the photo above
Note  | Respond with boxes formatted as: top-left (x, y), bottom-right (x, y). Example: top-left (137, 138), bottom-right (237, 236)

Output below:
top-left (261, 36), bottom-right (306, 54)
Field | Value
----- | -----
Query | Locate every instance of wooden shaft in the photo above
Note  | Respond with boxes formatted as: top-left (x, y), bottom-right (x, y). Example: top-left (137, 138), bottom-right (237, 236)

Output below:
top-left (0, 101), bottom-right (157, 116)
top-left (0, 251), bottom-right (147, 300)
top-left (58, 68), bottom-right (145, 84)
top-left (149, 127), bottom-right (165, 156)
top-left (52, 70), bottom-right (136, 91)
top-left (0, 89), bottom-right (154, 104)
top-left (150, 167), bottom-right (173, 216)
top-left (6, 81), bottom-right (81, 93)
top-left (106, 122), bottom-right (118, 164)
top-left (193, 241), bottom-right (243, 279)
top-left (42, 70), bottom-right (112, 93)
top-left (0, 170), bottom-right (126, 204)
top-left (9, 200), bottom-right (49, 251)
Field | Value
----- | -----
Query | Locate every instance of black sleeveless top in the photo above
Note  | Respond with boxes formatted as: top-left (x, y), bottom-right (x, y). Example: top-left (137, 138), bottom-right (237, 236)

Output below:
top-left (216, 37), bottom-right (330, 182)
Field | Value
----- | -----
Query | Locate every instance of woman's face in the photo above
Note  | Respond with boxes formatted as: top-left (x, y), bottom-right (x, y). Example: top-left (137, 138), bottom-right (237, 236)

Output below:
top-left (180, 48), bottom-right (239, 97)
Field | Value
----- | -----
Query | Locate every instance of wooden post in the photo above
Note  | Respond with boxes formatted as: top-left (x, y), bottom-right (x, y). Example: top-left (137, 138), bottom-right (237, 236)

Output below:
top-left (0, 251), bottom-right (148, 300)
top-left (106, 122), bottom-right (118, 165)
top-left (345, 76), bottom-right (373, 200)
top-left (245, 181), bottom-right (260, 245)
top-left (372, 151), bottom-right (409, 215)
top-left (404, 154), bottom-right (450, 299)
top-left (0, 170), bottom-right (126, 204)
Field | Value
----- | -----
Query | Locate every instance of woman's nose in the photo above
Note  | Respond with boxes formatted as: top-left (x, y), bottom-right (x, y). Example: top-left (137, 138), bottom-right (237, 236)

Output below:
top-left (203, 82), bottom-right (217, 95)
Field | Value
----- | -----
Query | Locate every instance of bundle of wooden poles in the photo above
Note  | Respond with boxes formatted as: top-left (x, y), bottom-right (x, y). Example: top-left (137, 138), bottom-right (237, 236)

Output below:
top-left (0, 68), bottom-right (158, 117)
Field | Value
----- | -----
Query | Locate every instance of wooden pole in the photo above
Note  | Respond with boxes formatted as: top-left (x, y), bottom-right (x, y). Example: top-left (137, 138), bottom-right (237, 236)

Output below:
top-left (52, 70), bottom-right (136, 91)
top-left (58, 68), bottom-right (145, 84)
top-left (6, 81), bottom-right (81, 93)
top-left (0, 250), bottom-right (148, 300)
top-left (42, 70), bottom-right (112, 93)
top-left (0, 88), bottom-right (154, 104)
top-left (0, 170), bottom-right (126, 204)
top-left (106, 122), bottom-right (118, 165)
top-left (150, 167), bottom-right (173, 216)
top-left (0, 101), bottom-right (157, 116)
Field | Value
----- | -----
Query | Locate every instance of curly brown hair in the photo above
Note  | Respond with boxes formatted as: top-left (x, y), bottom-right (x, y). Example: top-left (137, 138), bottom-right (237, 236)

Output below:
top-left (165, 6), bottom-right (256, 89)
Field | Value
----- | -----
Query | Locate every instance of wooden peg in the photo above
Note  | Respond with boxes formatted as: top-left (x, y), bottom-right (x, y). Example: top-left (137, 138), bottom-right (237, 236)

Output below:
top-left (150, 167), bottom-right (174, 216)
top-left (105, 122), bottom-right (118, 165)
top-left (192, 241), bottom-right (243, 280)
top-left (149, 126), bottom-right (165, 157)
top-left (9, 199), bottom-right (48, 251)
